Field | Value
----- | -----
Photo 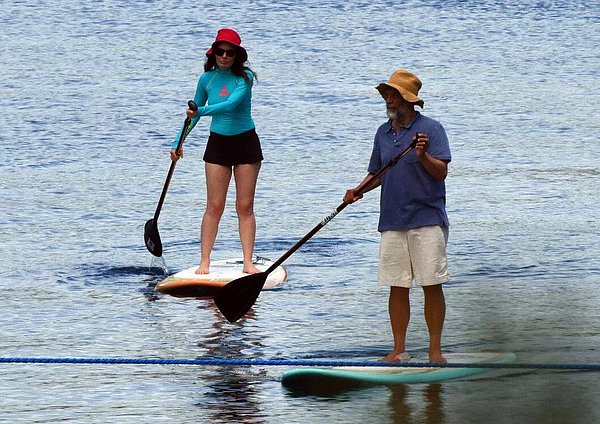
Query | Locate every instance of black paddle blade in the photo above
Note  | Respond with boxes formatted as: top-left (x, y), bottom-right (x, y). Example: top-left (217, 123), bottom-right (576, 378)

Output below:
top-left (213, 272), bottom-right (269, 322)
top-left (144, 219), bottom-right (163, 257)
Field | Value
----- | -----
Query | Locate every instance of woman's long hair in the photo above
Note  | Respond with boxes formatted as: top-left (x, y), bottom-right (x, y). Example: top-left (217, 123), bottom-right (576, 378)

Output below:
top-left (204, 49), bottom-right (257, 82)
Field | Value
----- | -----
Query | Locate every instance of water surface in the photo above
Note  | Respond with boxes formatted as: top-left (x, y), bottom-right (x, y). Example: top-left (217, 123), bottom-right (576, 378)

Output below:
top-left (1, 1), bottom-right (599, 422)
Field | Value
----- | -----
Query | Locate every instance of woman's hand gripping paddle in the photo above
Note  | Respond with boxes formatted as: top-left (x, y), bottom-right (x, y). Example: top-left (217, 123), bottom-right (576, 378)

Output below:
top-left (213, 138), bottom-right (418, 322)
top-left (144, 100), bottom-right (198, 257)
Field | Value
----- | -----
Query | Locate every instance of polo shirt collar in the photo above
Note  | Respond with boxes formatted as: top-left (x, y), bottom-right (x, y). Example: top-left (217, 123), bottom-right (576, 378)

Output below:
top-left (384, 112), bottom-right (421, 134)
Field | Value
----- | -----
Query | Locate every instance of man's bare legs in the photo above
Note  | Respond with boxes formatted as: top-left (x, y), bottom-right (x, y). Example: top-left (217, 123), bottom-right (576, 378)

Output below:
top-left (381, 287), bottom-right (410, 362)
top-left (382, 284), bottom-right (446, 363)
top-left (423, 284), bottom-right (446, 363)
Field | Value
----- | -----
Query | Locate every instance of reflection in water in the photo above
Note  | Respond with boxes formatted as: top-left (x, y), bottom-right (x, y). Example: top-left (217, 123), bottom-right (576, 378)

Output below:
top-left (424, 384), bottom-right (445, 424)
top-left (387, 384), bottom-right (412, 422)
top-left (194, 302), bottom-right (266, 423)
top-left (284, 378), bottom-right (446, 422)
top-left (388, 384), bottom-right (445, 424)
top-left (200, 373), bottom-right (265, 423)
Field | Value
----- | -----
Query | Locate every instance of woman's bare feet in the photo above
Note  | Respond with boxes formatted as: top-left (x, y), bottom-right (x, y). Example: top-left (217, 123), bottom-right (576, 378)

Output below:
top-left (195, 259), bottom-right (210, 275)
top-left (243, 262), bottom-right (261, 274)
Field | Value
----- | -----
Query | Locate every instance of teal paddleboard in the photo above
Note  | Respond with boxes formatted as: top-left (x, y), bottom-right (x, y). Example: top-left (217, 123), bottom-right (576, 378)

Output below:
top-left (282, 352), bottom-right (516, 392)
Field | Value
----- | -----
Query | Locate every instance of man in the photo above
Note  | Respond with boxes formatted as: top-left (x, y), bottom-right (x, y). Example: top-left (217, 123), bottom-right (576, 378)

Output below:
top-left (344, 69), bottom-right (451, 363)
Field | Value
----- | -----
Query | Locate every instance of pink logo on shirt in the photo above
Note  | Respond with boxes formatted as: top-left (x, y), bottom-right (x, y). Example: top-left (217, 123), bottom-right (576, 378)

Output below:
top-left (219, 86), bottom-right (230, 97)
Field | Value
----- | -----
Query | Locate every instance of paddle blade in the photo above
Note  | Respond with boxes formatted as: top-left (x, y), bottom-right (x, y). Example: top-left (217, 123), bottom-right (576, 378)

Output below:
top-left (214, 272), bottom-right (269, 322)
top-left (144, 219), bottom-right (163, 257)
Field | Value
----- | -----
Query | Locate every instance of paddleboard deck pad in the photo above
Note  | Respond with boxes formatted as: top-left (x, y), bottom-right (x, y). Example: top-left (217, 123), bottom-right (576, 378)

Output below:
top-left (156, 256), bottom-right (287, 298)
top-left (282, 352), bottom-right (516, 393)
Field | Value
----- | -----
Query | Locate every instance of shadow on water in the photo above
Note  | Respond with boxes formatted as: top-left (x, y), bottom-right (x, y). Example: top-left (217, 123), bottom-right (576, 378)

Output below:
top-left (56, 263), bottom-right (166, 284)
top-left (54, 258), bottom-right (169, 301)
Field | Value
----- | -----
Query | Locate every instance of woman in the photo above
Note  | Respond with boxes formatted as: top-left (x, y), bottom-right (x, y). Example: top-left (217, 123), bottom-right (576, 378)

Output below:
top-left (170, 28), bottom-right (262, 275)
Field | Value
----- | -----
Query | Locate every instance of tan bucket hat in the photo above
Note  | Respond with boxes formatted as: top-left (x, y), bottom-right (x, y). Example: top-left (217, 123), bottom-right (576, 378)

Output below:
top-left (376, 69), bottom-right (424, 108)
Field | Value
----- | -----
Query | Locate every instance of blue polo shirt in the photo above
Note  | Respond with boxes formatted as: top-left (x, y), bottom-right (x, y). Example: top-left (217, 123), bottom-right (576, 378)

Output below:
top-left (367, 112), bottom-right (451, 232)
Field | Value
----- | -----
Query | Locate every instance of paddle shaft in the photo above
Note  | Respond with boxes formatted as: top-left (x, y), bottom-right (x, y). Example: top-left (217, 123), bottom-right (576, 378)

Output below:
top-left (214, 139), bottom-right (418, 322)
top-left (151, 101), bottom-right (197, 222)
top-left (263, 140), bottom-right (417, 274)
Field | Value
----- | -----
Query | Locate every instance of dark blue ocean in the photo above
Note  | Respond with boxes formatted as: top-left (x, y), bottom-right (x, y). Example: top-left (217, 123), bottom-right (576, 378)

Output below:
top-left (1, 1), bottom-right (599, 422)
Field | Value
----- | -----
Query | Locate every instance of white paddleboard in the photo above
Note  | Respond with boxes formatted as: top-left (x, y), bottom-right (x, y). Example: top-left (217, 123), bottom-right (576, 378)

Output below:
top-left (156, 256), bottom-right (287, 298)
top-left (282, 352), bottom-right (516, 392)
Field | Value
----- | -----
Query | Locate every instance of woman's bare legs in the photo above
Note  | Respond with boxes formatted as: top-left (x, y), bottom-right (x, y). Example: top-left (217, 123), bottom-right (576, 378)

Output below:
top-left (195, 163), bottom-right (232, 274)
top-left (233, 162), bottom-right (261, 274)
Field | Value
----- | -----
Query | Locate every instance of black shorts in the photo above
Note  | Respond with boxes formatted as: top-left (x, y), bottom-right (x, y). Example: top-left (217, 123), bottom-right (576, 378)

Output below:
top-left (203, 128), bottom-right (263, 166)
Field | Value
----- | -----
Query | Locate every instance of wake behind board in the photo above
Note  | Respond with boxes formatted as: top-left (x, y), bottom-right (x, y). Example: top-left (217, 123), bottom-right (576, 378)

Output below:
top-left (156, 256), bottom-right (287, 298)
top-left (282, 352), bottom-right (516, 393)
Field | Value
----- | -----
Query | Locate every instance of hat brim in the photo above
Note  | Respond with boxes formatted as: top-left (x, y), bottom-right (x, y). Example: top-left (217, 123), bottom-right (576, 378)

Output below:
top-left (206, 41), bottom-right (248, 63)
top-left (376, 83), bottom-right (424, 108)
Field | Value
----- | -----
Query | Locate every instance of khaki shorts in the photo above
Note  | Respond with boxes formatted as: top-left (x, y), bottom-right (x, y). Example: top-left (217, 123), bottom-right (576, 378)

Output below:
top-left (378, 226), bottom-right (449, 288)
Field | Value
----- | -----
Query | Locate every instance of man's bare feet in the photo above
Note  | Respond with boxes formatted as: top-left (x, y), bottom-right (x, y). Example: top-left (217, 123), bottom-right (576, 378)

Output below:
top-left (429, 352), bottom-right (447, 363)
top-left (379, 351), bottom-right (411, 362)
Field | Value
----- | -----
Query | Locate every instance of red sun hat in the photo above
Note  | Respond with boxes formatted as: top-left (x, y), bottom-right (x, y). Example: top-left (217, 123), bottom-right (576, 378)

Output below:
top-left (206, 28), bottom-right (248, 63)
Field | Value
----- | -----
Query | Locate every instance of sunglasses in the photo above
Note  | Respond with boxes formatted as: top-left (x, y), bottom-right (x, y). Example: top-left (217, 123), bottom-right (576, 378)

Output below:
top-left (214, 47), bottom-right (237, 58)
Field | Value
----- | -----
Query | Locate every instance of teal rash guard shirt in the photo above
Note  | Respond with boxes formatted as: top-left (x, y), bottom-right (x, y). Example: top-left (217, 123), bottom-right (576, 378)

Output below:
top-left (172, 68), bottom-right (255, 148)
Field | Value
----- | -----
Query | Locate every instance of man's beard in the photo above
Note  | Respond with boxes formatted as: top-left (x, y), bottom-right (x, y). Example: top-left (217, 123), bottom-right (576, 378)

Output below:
top-left (385, 107), bottom-right (409, 120)
top-left (386, 107), bottom-right (401, 120)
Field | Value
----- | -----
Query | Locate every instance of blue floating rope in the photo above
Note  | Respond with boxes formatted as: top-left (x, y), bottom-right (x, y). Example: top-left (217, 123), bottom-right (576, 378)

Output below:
top-left (1, 357), bottom-right (600, 370)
